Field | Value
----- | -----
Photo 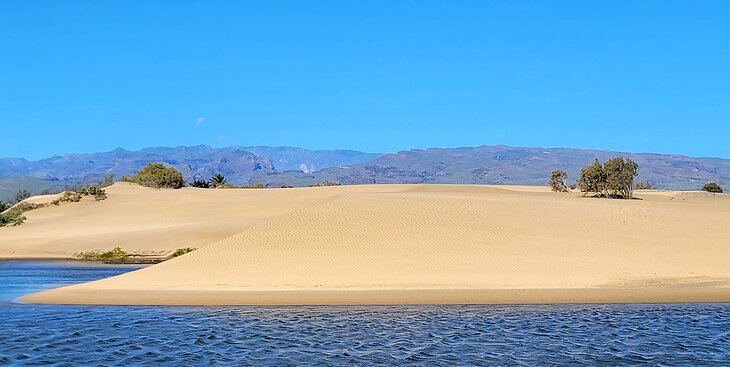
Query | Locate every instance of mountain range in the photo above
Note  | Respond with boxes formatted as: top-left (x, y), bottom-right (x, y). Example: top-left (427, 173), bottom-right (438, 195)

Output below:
top-left (1, 144), bottom-right (728, 201)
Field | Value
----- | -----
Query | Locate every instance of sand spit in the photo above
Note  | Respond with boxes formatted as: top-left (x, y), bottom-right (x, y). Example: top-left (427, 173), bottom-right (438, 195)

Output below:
top-left (14, 183), bottom-right (730, 305)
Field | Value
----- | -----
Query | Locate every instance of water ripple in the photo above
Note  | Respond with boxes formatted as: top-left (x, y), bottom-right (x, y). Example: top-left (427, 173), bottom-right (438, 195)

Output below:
top-left (2, 303), bottom-right (729, 366)
top-left (1, 262), bottom-right (729, 366)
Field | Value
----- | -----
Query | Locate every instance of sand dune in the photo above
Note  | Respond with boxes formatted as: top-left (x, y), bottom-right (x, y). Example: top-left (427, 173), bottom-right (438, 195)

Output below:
top-left (17, 183), bottom-right (730, 305)
top-left (0, 182), bottom-right (367, 258)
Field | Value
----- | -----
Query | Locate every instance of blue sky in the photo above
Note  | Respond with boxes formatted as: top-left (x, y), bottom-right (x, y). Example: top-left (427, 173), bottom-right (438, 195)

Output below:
top-left (1, 1), bottom-right (729, 160)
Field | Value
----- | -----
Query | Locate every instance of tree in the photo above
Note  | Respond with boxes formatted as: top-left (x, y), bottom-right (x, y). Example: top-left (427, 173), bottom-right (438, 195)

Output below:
top-left (603, 157), bottom-right (638, 199)
top-left (209, 173), bottom-right (227, 188)
top-left (549, 169), bottom-right (569, 192)
top-left (123, 163), bottom-right (185, 189)
top-left (702, 182), bottom-right (723, 193)
top-left (577, 159), bottom-right (606, 195)
top-left (577, 157), bottom-right (638, 199)
top-left (15, 189), bottom-right (31, 203)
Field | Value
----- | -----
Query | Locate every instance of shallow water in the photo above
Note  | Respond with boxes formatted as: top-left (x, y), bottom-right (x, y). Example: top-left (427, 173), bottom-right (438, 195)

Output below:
top-left (1, 261), bottom-right (729, 366)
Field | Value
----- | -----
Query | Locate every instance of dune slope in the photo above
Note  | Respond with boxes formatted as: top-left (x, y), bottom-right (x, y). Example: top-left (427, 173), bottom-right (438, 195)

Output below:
top-left (0, 182), bottom-right (358, 258)
top-left (20, 184), bottom-right (730, 305)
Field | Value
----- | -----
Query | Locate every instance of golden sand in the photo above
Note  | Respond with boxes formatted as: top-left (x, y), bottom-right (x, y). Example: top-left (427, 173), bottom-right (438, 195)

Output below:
top-left (11, 183), bottom-right (730, 305)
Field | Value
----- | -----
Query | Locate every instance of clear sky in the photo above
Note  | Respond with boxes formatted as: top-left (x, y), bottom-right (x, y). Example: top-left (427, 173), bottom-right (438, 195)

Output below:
top-left (1, 1), bottom-right (729, 160)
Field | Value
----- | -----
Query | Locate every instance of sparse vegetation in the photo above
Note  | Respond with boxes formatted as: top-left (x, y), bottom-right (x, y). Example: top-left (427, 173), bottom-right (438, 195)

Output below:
top-left (78, 186), bottom-right (107, 200)
top-left (309, 180), bottom-right (341, 187)
top-left (122, 163), bottom-right (185, 189)
top-left (577, 157), bottom-right (638, 199)
top-left (190, 178), bottom-right (210, 188)
top-left (281, 185), bottom-right (294, 188)
top-left (0, 202), bottom-right (44, 227)
top-left (53, 191), bottom-right (82, 204)
top-left (171, 247), bottom-right (197, 257)
top-left (76, 247), bottom-right (128, 261)
top-left (701, 182), bottom-right (723, 193)
top-left (549, 169), bottom-right (569, 192)
top-left (210, 173), bottom-right (227, 188)
top-left (51, 186), bottom-right (107, 206)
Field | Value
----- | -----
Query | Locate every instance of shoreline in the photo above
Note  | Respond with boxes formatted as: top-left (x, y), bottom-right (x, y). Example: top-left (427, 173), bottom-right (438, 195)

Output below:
top-left (0, 255), bottom-right (167, 264)
top-left (20, 287), bottom-right (730, 306)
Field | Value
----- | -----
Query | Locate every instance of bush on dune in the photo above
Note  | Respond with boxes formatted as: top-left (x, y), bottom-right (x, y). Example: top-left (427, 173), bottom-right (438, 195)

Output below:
top-left (76, 247), bottom-right (128, 261)
top-left (170, 247), bottom-right (196, 257)
top-left (702, 182), bottom-right (723, 193)
top-left (77, 185), bottom-right (107, 200)
top-left (0, 202), bottom-right (44, 227)
top-left (577, 157), bottom-right (638, 199)
top-left (51, 186), bottom-right (107, 206)
top-left (122, 163), bottom-right (185, 189)
top-left (190, 179), bottom-right (210, 188)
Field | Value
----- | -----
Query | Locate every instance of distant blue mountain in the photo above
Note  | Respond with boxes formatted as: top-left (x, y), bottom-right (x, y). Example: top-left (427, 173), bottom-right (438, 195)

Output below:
top-left (1, 144), bottom-right (728, 202)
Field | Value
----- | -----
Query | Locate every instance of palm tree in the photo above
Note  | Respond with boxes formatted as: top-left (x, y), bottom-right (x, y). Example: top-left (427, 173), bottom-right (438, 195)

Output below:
top-left (209, 173), bottom-right (227, 188)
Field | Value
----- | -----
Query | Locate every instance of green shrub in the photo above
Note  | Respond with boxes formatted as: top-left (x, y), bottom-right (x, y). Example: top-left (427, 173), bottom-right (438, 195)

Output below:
top-left (702, 182), bottom-right (723, 193)
top-left (281, 185), bottom-right (294, 188)
top-left (76, 246), bottom-right (127, 261)
top-left (75, 249), bottom-right (103, 260)
top-left (190, 179), bottom-right (210, 188)
top-left (58, 191), bottom-right (82, 203)
top-left (0, 202), bottom-right (44, 227)
top-left (78, 186), bottom-right (107, 200)
top-left (577, 159), bottom-right (606, 194)
top-left (171, 247), bottom-right (196, 257)
top-left (124, 163), bottom-right (184, 189)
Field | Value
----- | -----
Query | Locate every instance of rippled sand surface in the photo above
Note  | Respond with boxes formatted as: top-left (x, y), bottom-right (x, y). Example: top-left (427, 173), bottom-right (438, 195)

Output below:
top-left (17, 184), bottom-right (730, 305)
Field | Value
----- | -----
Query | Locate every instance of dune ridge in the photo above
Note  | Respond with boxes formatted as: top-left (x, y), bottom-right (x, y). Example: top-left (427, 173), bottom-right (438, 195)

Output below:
top-left (17, 183), bottom-right (730, 305)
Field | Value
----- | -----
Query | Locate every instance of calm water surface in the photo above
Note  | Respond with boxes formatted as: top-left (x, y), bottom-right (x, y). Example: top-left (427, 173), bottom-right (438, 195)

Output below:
top-left (0, 261), bottom-right (729, 366)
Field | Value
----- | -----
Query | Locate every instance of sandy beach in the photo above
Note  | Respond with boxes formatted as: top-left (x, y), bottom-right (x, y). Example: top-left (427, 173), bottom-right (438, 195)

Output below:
top-left (10, 183), bottom-right (730, 305)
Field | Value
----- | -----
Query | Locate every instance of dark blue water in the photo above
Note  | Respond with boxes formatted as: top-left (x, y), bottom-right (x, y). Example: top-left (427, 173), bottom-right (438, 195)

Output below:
top-left (1, 261), bottom-right (729, 366)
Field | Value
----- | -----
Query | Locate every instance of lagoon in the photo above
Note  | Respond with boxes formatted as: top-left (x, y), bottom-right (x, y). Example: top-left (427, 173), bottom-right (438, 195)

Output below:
top-left (1, 261), bottom-right (729, 366)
